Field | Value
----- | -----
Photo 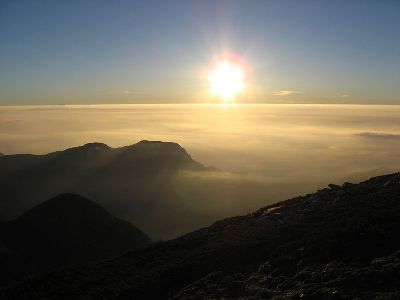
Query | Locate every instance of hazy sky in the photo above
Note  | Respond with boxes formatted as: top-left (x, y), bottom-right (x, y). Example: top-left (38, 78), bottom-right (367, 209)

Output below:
top-left (1, 0), bottom-right (399, 104)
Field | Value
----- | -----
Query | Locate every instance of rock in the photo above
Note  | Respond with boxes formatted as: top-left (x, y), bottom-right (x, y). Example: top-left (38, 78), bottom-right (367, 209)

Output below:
top-left (3, 172), bottom-right (400, 300)
top-left (342, 182), bottom-right (354, 188)
top-left (328, 183), bottom-right (340, 190)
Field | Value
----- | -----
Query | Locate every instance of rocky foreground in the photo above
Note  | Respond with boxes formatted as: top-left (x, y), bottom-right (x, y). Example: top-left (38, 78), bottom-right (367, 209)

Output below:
top-left (2, 172), bottom-right (400, 299)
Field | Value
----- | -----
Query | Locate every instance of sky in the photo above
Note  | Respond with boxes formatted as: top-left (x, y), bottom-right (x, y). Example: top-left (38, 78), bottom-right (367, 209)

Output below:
top-left (0, 0), bottom-right (399, 105)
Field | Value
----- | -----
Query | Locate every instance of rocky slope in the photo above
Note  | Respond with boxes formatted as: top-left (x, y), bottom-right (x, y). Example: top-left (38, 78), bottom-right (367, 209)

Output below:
top-left (2, 172), bottom-right (399, 299)
top-left (0, 193), bottom-right (151, 287)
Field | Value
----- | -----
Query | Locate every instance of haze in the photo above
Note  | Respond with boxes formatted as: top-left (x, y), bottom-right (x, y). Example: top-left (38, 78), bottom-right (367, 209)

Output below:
top-left (1, 104), bottom-right (399, 238)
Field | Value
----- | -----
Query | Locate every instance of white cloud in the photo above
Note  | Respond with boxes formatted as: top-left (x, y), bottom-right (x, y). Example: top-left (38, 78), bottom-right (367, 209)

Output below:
top-left (272, 90), bottom-right (302, 96)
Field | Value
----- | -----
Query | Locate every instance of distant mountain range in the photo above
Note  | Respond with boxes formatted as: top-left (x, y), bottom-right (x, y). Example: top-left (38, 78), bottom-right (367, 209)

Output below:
top-left (2, 172), bottom-right (399, 299)
top-left (0, 140), bottom-right (208, 239)
top-left (0, 193), bottom-right (151, 286)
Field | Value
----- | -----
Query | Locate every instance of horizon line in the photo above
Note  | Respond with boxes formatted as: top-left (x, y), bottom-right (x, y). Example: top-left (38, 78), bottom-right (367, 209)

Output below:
top-left (1, 102), bottom-right (400, 108)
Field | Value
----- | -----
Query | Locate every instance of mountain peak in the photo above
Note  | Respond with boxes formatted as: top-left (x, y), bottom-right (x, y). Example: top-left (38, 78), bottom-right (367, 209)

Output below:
top-left (137, 140), bottom-right (174, 145)
top-left (18, 193), bottom-right (107, 221)
top-left (64, 142), bottom-right (111, 153)
top-left (82, 142), bottom-right (110, 149)
top-left (132, 140), bottom-right (185, 150)
top-left (0, 193), bottom-right (151, 285)
top-left (119, 140), bottom-right (205, 171)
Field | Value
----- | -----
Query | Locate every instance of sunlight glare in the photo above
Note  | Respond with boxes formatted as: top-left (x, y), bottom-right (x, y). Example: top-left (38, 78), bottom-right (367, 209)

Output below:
top-left (208, 60), bottom-right (245, 101)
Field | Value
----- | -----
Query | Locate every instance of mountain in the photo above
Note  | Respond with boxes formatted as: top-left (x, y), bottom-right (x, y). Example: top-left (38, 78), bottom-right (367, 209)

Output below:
top-left (0, 140), bottom-right (207, 239)
top-left (0, 193), bottom-right (151, 286)
top-left (2, 172), bottom-right (399, 299)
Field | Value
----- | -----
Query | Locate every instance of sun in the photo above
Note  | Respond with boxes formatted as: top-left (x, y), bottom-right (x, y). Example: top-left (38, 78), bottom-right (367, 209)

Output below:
top-left (208, 60), bottom-right (245, 101)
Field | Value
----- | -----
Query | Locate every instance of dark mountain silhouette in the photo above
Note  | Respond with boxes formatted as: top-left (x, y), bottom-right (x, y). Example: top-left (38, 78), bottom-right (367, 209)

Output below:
top-left (0, 140), bottom-right (207, 239)
top-left (0, 193), bottom-right (151, 286)
top-left (2, 172), bottom-right (400, 299)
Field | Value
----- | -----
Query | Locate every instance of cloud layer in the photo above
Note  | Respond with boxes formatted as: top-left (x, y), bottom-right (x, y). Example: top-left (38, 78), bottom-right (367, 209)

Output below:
top-left (272, 90), bottom-right (303, 96)
top-left (0, 104), bottom-right (399, 228)
top-left (357, 132), bottom-right (400, 140)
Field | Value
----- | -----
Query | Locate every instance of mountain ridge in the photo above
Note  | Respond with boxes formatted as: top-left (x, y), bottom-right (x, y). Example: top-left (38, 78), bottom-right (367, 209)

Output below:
top-left (2, 171), bottom-right (399, 299)
top-left (0, 140), bottom-right (199, 162)
top-left (0, 140), bottom-right (208, 239)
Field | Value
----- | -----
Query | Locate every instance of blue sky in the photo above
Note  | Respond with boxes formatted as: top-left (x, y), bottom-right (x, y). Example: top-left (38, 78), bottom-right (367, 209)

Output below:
top-left (0, 0), bottom-right (399, 104)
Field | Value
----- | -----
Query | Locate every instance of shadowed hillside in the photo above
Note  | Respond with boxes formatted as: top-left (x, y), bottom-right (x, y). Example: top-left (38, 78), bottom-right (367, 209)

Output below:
top-left (2, 172), bottom-right (399, 299)
top-left (0, 140), bottom-right (207, 239)
top-left (0, 193), bottom-right (151, 287)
